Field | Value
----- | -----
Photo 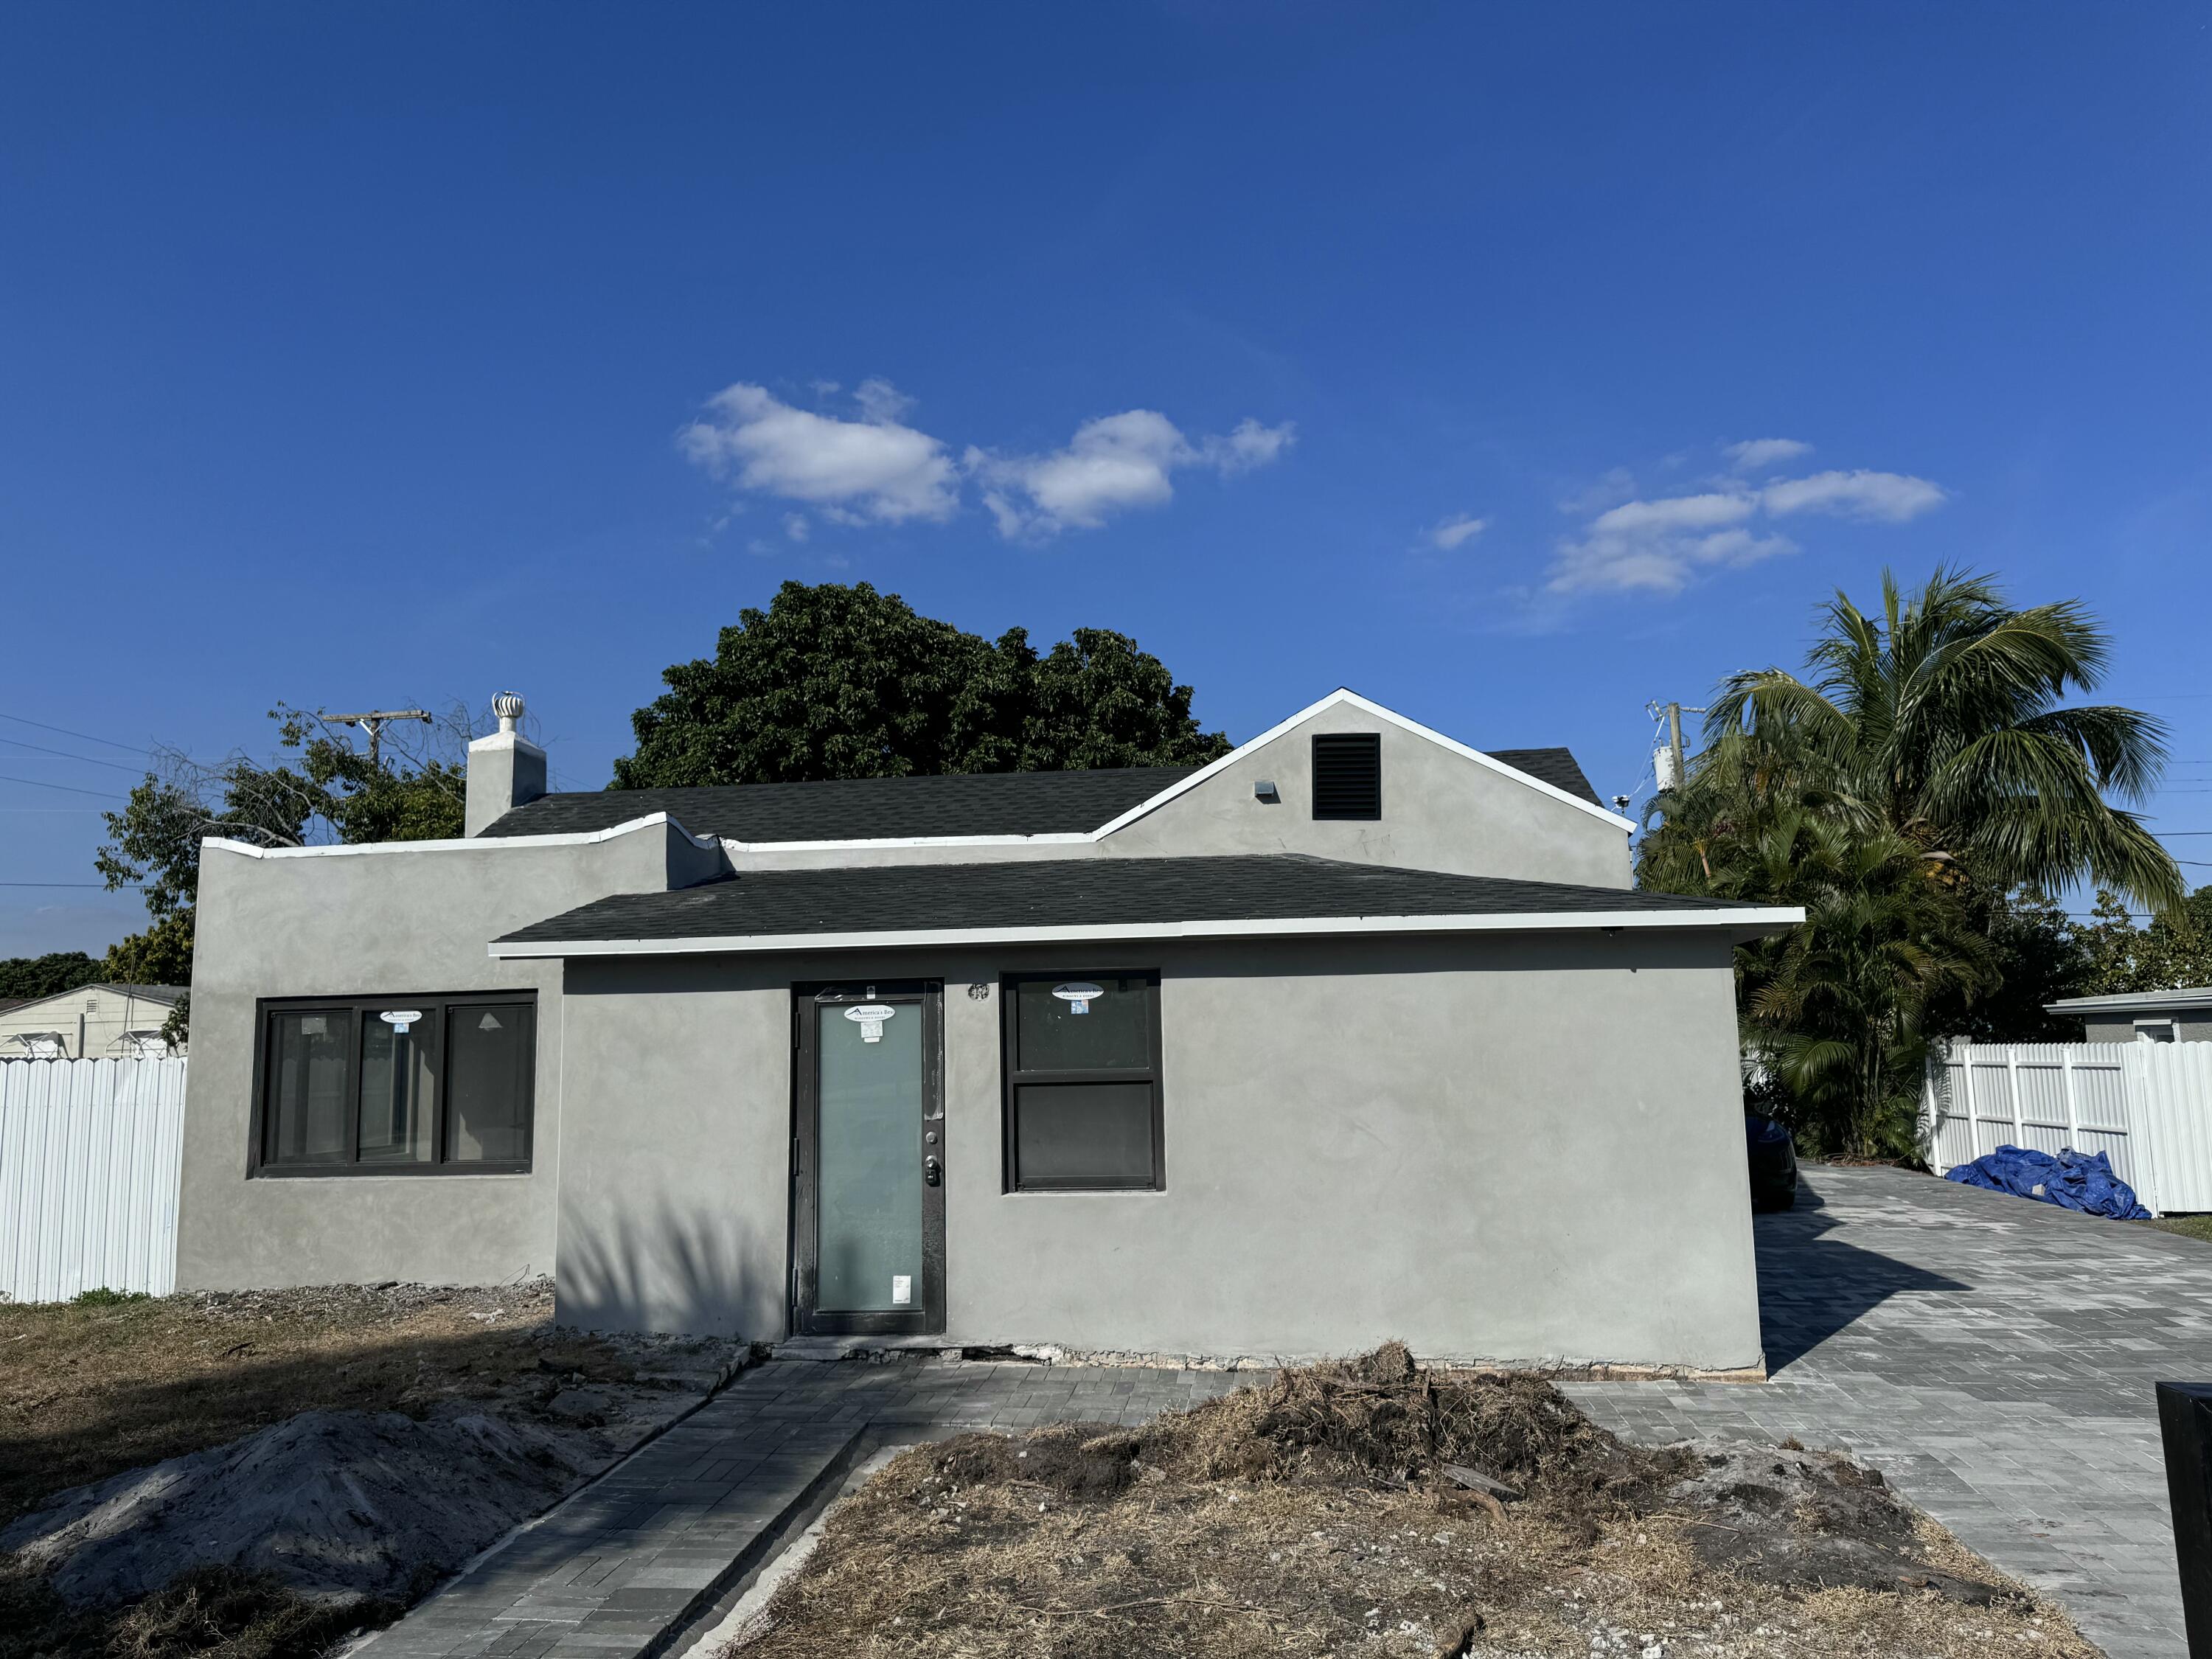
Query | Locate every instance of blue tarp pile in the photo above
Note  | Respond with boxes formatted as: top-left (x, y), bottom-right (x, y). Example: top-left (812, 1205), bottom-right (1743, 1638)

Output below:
top-left (1944, 1144), bottom-right (2152, 1220)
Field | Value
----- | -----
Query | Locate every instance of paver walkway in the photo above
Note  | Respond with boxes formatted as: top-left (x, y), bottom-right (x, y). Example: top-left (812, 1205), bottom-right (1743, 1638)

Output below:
top-left (357, 1358), bottom-right (1251, 1659)
top-left (1571, 1164), bottom-right (2210, 1658)
top-left (366, 1166), bottom-right (2201, 1659)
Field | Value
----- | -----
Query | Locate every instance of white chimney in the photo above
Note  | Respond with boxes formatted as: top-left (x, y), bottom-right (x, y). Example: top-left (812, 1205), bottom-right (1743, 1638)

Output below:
top-left (465, 692), bottom-right (548, 836)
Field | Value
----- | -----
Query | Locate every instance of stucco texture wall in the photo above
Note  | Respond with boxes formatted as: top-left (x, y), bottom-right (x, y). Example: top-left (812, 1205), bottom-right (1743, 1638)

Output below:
top-left (175, 820), bottom-right (724, 1292)
top-left (1097, 703), bottom-right (1632, 887)
top-left (2077, 1012), bottom-right (2212, 1043)
top-left (553, 931), bottom-right (1760, 1371)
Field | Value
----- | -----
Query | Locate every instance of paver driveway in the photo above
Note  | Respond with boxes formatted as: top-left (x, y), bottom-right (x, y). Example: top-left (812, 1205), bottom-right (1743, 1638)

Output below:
top-left (1570, 1163), bottom-right (2211, 1658)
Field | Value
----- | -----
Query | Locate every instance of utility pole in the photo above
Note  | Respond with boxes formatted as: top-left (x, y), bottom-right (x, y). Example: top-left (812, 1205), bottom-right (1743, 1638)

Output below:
top-left (1645, 700), bottom-right (1704, 798)
top-left (320, 708), bottom-right (430, 769)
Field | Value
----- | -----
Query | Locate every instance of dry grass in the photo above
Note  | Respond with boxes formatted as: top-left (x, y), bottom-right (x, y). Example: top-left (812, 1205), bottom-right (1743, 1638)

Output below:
top-left (729, 1346), bottom-right (2098, 1659)
top-left (2139, 1214), bottom-right (2212, 1244)
top-left (0, 1563), bottom-right (402, 1659)
top-left (0, 1281), bottom-right (630, 1529)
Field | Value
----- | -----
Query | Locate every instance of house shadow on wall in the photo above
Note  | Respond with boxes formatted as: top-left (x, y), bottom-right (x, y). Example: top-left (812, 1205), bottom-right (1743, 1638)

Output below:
top-left (558, 1207), bottom-right (776, 1340)
top-left (1753, 1183), bottom-right (1969, 1374)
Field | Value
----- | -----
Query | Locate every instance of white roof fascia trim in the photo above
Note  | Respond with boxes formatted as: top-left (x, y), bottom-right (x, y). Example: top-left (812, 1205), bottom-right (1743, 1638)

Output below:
top-left (488, 905), bottom-right (1804, 959)
top-left (717, 832), bottom-right (1094, 855)
top-left (201, 813), bottom-right (716, 860)
top-left (1088, 686), bottom-right (1635, 840)
top-left (2045, 988), bottom-right (2212, 1014)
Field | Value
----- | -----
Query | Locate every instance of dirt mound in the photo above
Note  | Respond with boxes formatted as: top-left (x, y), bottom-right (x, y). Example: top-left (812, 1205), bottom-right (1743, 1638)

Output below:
top-left (1133, 1341), bottom-right (1688, 1522)
top-left (726, 1344), bottom-right (2084, 1659)
top-left (1673, 1443), bottom-right (2009, 1602)
top-left (1, 1408), bottom-right (588, 1607)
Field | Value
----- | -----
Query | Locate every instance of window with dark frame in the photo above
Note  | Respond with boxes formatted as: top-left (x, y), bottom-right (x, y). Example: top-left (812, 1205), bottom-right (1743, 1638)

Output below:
top-left (1001, 973), bottom-right (1164, 1191)
top-left (1311, 731), bottom-right (1382, 819)
top-left (254, 995), bottom-right (536, 1175)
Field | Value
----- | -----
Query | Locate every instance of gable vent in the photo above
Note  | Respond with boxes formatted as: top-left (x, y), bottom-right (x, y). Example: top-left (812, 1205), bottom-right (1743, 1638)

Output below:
top-left (1311, 732), bottom-right (1382, 820)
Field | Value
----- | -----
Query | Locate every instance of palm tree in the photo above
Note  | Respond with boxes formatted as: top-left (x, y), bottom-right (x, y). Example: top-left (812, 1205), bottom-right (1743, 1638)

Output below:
top-left (1728, 811), bottom-right (1997, 1156)
top-left (1683, 567), bottom-right (2181, 912)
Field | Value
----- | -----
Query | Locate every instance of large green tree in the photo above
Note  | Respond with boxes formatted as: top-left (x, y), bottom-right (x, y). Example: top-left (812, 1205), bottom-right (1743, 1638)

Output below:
top-left (0, 951), bottom-right (104, 1002)
top-left (2076, 886), bottom-right (2212, 995)
top-left (613, 582), bottom-right (1230, 787)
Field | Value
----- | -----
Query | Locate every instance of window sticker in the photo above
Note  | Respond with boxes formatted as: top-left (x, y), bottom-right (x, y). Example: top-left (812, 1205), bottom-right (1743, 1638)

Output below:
top-left (844, 1004), bottom-right (897, 1043)
top-left (1052, 981), bottom-right (1105, 1015)
top-left (891, 1274), bottom-right (913, 1307)
top-left (479, 1012), bottom-right (504, 1031)
top-left (300, 1016), bottom-right (327, 1037)
top-left (379, 1009), bottom-right (423, 1034)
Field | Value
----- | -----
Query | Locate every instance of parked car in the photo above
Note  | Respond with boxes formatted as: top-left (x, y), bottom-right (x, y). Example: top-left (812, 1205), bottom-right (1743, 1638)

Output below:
top-left (1746, 1113), bottom-right (1798, 1211)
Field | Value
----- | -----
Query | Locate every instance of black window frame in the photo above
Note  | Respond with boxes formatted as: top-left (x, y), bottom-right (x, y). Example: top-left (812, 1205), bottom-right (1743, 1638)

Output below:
top-left (1311, 731), bottom-right (1382, 820)
top-left (999, 970), bottom-right (1165, 1192)
top-left (248, 992), bottom-right (538, 1178)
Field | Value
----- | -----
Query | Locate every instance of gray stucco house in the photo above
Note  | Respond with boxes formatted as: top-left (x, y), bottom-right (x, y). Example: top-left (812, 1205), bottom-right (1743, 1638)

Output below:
top-left (2045, 987), bottom-right (2212, 1044)
top-left (177, 688), bottom-right (1797, 1371)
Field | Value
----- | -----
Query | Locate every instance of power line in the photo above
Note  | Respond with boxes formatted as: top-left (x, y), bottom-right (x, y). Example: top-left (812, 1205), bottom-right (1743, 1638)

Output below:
top-left (0, 736), bottom-right (146, 773)
top-left (0, 712), bottom-right (150, 755)
top-left (0, 881), bottom-right (146, 889)
top-left (0, 773), bottom-right (125, 799)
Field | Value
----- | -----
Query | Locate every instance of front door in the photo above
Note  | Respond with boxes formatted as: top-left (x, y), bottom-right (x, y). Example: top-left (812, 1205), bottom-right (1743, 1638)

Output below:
top-left (791, 981), bottom-right (945, 1335)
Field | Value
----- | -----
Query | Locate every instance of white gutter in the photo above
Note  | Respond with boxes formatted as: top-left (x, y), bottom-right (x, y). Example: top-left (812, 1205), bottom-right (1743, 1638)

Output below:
top-left (487, 905), bottom-right (1804, 959)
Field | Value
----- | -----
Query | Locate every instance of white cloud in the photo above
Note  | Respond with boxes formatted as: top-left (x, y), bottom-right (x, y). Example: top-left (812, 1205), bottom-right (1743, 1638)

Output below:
top-left (680, 380), bottom-right (958, 524)
top-left (1587, 492), bottom-right (1757, 536)
top-left (968, 410), bottom-right (1295, 539)
top-left (1761, 469), bottom-right (1947, 522)
top-left (782, 512), bottom-right (810, 543)
top-left (1545, 448), bottom-right (1947, 597)
top-left (1724, 437), bottom-right (1813, 471)
top-left (1551, 518), bottom-right (1796, 596)
top-left (1427, 513), bottom-right (1487, 551)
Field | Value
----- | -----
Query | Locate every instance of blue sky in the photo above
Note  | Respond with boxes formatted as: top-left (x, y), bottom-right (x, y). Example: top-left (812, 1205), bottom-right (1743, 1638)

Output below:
top-left (4, 4), bottom-right (2209, 956)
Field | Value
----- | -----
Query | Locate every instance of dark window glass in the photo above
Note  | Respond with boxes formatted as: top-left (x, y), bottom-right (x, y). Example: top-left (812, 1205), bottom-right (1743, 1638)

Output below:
top-left (1002, 973), bottom-right (1162, 1191)
top-left (359, 1013), bottom-right (437, 1164)
top-left (1013, 1083), bottom-right (1156, 1186)
top-left (1015, 977), bottom-right (1152, 1072)
top-left (254, 994), bottom-right (535, 1175)
top-left (448, 1004), bottom-right (534, 1164)
top-left (1312, 731), bottom-right (1382, 820)
top-left (265, 1009), bottom-right (352, 1164)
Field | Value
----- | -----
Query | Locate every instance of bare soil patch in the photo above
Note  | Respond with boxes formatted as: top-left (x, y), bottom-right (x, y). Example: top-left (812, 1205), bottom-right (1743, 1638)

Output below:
top-left (728, 1343), bottom-right (2096, 1658)
top-left (0, 1282), bottom-right (746, 1659)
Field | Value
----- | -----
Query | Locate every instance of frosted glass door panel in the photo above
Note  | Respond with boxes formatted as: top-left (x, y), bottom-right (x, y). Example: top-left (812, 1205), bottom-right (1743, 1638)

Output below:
top-left (815, 1004), bottom-right (924, 1312)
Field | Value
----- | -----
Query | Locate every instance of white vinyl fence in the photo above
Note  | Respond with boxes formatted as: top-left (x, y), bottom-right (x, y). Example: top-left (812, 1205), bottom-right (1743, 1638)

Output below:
top-left (0, 1057), bottom-right (186, 1301)
top-left (1923, 1040), bottom-right (2212, 1215)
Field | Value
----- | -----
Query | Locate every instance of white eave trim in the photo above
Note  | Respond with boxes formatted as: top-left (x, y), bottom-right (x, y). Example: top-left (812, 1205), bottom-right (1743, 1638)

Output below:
top-left (2045, 988), bottom-right (2212, 1015)
top-left (1089, 687), bottom-right (1636, 839)
top-left (716, 831), bottom-right (1093, 855)
top-left (488, 905), bottom-right (1803, 959)
top-left (201, 813), bottom-right (717, 859)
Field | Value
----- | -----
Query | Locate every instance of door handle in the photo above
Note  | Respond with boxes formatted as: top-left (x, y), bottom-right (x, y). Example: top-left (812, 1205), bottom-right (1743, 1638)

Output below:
top-left (924, 1155), bottom-right (942, 1187)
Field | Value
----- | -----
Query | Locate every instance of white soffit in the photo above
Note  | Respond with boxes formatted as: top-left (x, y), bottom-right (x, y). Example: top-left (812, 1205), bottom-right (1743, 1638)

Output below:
top-left (488, 905), bottom-right (1804, 959)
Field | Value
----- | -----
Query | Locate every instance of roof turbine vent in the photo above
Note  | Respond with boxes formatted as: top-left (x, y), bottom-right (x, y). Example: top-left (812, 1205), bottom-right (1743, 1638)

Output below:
top-left (492, 692), bottom-right (526, 734)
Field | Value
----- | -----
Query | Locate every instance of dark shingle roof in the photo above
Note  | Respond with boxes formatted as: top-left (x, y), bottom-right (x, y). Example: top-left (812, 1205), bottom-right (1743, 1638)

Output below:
top-left (494, 854), bottom-right (1744, 950)
top-left (479, 768), bottom-right (1201, 843)
top-left (481, 745), bottom-right (1607, 844)
top-left (1486, 748), bottom-right (1604, 807)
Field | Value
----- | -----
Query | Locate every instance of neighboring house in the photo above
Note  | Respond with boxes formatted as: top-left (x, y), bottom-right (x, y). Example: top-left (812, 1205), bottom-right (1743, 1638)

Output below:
top-left (0, 982), bottom-right (186, 1059)
top-left (176, 688), bottom-right (1798, 1369)
top-left (2045, 988), bottom-right (2212, 1045)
